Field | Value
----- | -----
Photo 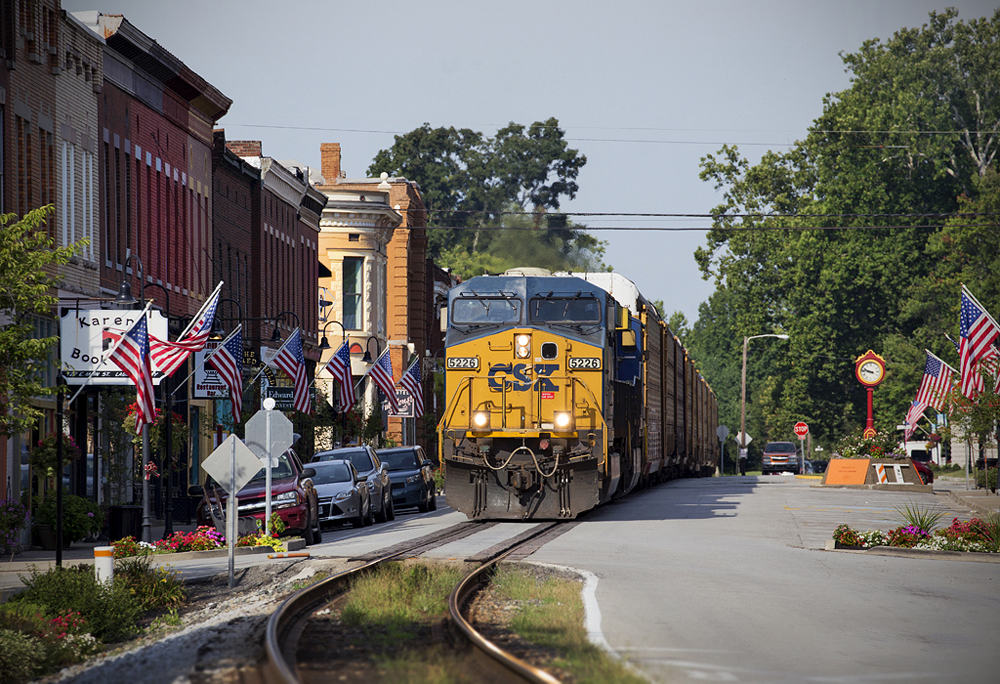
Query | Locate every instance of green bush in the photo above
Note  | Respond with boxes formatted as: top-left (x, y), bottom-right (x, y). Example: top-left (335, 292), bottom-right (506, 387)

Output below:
top-left (33, 493), bottom-right (104, 543)
top-left (0, 628), bottom-right (45, 684)
top-left (115, 554), bottom-right (186, 610)
top-left (12, 565), bottom-right (142, 642)
top-left (976, 467), bottom-right (997, 492)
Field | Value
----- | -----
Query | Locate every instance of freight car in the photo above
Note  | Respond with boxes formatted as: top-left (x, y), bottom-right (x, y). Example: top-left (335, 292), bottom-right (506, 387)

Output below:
top-left (438, 269), bottom-right (718, 520)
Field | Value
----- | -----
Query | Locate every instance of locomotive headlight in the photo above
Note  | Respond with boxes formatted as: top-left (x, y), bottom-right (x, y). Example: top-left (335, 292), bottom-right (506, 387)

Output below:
top-left (553, 411), bottom-right (573, 430)
top-left (472, 411), bottom-right (491, 430)
top-left (515, 334), bottom-right (531, 359)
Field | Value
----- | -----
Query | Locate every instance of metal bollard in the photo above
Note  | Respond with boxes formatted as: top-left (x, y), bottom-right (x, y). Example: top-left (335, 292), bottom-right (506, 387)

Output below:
top-left (94, 546), bottom-right (115, 584)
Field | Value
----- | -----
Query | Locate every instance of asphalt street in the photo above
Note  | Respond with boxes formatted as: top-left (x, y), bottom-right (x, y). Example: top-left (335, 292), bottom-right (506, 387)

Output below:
top-left (3, 476), bottom-right (997, 683)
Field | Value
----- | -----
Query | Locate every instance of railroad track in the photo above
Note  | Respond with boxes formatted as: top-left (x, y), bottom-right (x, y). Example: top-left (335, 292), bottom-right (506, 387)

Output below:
top-left (261, 520), bottom-right (572, 684)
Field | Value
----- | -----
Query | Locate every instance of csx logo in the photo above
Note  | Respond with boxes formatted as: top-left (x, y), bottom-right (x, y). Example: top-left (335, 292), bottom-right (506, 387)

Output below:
top-left (488, 363), bottom-right (559, 392)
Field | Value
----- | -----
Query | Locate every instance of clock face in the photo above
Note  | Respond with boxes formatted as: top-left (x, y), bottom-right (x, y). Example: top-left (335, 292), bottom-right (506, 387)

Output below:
top-left (858, 360), bottom-right (883, 384)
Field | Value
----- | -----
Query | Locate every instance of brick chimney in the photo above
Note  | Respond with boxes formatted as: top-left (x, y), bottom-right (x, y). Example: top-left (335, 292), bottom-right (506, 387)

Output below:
top-left (321, 143), bottom-right (341, 182)
top-left (226, 140), bottom-right (262, 158)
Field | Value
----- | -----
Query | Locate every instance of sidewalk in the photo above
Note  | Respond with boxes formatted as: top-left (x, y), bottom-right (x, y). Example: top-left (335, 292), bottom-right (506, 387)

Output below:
top-left (934, 477), bottom-right (1000, 517)
top-left (1, 520), bottom-right (199, 583)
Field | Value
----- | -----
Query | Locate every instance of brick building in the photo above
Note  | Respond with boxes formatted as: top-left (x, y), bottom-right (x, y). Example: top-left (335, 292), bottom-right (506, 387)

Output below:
top-left (227, 141), bottom-right (326, 397)
top-left (316, 142), bottom-right (428, 446)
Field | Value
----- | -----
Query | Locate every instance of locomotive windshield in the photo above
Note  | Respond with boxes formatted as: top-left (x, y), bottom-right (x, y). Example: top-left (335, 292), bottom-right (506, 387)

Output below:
top-left (529, 297), bottom-right (601, 325)
top-left (452, 296), bottom-right (522, 325)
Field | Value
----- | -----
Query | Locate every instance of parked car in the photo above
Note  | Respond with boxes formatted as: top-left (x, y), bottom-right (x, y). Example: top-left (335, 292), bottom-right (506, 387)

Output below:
top-left (310, 459), bottom-right (372, 528)
top-left (195, 449), bottom-right (322, 544)
top-left (762, 441), bottom-right (800, 475)
top-left (379, 445), bottom-right (437, 512)
top-left (911, 459), bottom-right (934, 485)
top-left (314, 446), bottom-right (395, 522)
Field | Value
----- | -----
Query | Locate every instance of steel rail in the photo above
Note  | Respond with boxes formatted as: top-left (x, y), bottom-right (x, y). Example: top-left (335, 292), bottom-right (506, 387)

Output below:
top-left (262, 521), bottom-right (489, 684)
top-left (448, 522), bottom-right (564, 684)
top-left (263, 520), bottom-right (565, 684)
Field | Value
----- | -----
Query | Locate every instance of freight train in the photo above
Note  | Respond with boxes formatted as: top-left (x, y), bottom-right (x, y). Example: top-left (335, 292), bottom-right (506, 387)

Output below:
top-left (438, 269), bottom-right (719, 520)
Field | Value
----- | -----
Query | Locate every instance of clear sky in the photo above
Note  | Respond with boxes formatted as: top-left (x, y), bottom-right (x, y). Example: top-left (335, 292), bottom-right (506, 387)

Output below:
top-left (62, 0), bottom-right (998, 323)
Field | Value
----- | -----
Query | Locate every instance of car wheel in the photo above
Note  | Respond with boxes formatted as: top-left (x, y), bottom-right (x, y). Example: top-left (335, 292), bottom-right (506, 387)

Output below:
top-left (365, 499), bottom-right (374, 526)
top-left (313, 519), bottom-right (322, 544)
top-left (429, 487), bottom-right (437, 511)
top-left (352, 503), bottom-right (365, 529)
top-left (418, 491), bottom-right (429, 513)
top-left (374, 490), bottom-right (388, 523)
top-left (303, 514), bottom-right (316, 546)
top-left (386, 496), bottom-right (395, 521)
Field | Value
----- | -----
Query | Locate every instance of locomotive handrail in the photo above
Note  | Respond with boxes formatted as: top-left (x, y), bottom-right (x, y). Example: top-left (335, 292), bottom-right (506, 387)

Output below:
top-left (438, 374), bottom-right (608, 470)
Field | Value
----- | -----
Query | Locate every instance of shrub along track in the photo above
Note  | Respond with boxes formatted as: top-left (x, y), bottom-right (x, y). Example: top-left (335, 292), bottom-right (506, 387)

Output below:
top-left (264, 520), bottom-right (575, 684)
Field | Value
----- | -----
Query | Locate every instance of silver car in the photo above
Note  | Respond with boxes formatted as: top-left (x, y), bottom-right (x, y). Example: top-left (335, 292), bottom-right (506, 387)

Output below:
top-left (310, 460), bottom-right (372, 529)
top-left (314, 446), bottom-right (395, 523)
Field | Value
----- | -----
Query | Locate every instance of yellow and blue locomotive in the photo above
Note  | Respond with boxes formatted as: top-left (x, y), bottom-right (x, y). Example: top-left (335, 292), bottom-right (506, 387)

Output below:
top-left (438, 269), bottom-right (718, 520)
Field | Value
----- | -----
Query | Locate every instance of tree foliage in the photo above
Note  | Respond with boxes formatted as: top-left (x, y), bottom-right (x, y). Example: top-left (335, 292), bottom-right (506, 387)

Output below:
top-left (0, 207), bottom-right (79, 438)
top-left (687, 9), bottom-right (1000, 452)
top-left (368, 118), bottom-right (606, 279)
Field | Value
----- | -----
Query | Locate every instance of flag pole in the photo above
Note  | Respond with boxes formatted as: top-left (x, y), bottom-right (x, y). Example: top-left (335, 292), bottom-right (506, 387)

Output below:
top-left (174, 281), bottom-right (224, 341)
top-left (169, 325), bottom-right (242, 396)
top-left (247, 326), bottom-right (298, 386)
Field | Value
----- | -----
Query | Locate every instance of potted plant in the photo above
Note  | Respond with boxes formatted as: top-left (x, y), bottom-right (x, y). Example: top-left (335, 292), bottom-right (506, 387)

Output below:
top-left (33, 493), bottom-right (104, 548)
top-left (28, 433), bottom-right (82, 492)
top-left (1, 498), bottom-right (30, 559)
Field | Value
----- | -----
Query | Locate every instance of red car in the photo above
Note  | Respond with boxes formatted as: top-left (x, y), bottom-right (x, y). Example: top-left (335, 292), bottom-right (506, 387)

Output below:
top-left (194, 449), bottom-right (322, 544)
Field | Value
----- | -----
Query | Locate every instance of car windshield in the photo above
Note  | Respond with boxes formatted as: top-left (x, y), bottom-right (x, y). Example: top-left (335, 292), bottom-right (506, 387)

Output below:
top-left (381, 450), bottom-right (420, 471)
top-left (248, 452), bottom-right (293, 481)
top-left (529, 297), bottom-right (601, 324)
top-left (311, 463), bottom-right (352, 484)
top-left (452, 296), bottom-right (521, 325)
top-left (320, 448), bottom-right (374, 473)
top-left (766, 443), bottom-right (797, 454)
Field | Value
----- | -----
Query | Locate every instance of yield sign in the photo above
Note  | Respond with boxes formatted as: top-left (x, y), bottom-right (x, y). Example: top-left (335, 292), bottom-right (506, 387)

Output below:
top-left (245, 408), bottom-right (293, 468)
top-left (202, 434), bottom-right (262, 495)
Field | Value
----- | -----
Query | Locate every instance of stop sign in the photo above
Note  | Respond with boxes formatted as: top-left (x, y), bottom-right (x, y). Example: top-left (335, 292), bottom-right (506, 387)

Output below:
top-left (793, 421), bottom-right (809, 438)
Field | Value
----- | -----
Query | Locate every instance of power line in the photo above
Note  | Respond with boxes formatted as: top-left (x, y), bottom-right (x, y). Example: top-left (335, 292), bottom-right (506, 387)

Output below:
top-left (422, 223), bottom-right (995, 232)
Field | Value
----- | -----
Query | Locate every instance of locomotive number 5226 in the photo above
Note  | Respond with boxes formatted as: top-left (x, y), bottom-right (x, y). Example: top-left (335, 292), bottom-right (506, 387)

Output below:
top-left (568, 357), bottom-right (601, 370)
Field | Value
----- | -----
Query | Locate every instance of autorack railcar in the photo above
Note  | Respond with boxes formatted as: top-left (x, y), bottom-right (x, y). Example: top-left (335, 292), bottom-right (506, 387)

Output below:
top-left (438, 269), bottom-right (718, 520)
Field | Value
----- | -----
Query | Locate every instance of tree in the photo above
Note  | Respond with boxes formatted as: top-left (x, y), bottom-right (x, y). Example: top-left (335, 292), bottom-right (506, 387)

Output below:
top-left (368, 118), bottom-right (604, 278)
top-left (0, 207), bottom-right (79, 437)
top-left (693, 9), bottom-right (1000, 446)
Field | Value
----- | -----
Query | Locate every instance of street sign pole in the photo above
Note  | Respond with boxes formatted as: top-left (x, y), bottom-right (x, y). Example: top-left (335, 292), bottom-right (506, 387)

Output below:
top-left (265, 399), bottom-right (273, 536)
top-left (228, 435), bottom-right (236, 588)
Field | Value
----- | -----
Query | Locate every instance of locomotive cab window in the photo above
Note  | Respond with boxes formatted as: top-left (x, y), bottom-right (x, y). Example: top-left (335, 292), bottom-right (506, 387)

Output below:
top-left (452, 296), bottom-right (522, 325)
top-left (529, 297), bottom-right (601, 324)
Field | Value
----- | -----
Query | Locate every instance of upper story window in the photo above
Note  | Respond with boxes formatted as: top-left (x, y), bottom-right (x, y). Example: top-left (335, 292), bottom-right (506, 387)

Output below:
top-left (343, 256), bottom-right (363, 330)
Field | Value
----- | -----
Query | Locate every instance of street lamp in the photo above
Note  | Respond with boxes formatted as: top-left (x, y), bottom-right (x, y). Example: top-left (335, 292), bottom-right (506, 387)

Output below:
top-left (362, 335), bottom-right (381, 364)
top-left (115, 255), bottom-right (153, 543)
top-left (318, 320), bottom-right (346, 350)
top-left (212, 298), bottom-right (245, 339)
top-left (142, 281), bottom-right (178, 538)
top-left (739, 333), bottom-right (790, 476)
top-left (270, 311), bottom-right (301, 342)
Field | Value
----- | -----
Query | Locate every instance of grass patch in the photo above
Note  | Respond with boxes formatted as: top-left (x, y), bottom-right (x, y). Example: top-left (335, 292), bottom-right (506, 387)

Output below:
top-left (341, 562), bottom-right (463, 648)
top-left (491, 565), bottom-right (645, 684)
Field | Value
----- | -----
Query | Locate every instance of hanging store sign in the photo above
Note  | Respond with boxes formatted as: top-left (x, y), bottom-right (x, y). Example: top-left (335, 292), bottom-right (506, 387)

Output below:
top-left (60, 309), bottom-right (169, 385)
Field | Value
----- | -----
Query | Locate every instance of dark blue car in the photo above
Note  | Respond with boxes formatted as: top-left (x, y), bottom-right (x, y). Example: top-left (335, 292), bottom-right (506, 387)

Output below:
top-left (379, 446), bottom-right (437, 512)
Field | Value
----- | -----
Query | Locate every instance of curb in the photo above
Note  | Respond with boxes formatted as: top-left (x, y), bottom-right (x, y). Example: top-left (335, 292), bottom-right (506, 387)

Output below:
top-left (946, 490), bottom-right (1000, 517)
top-left (823, 539), bottom-right (1000, 563)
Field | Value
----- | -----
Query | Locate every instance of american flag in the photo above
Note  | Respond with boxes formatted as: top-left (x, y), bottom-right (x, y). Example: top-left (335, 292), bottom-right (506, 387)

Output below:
top-left (150, 286), bottom-right (221, 377)
top-left (208, 328), bottom-right (244, 421)
top-left (913, 350), bottom-right (956, 411)
top-left (959, 286), bottom-right (1000, 398)
top-left (274, 328), bottom-right (311, 414)
top-left (398, 359), bottom-right (424, 419)
top-left (323, 341), bottom-right (354, 414)
top-left (104, 315), bottom-right (156, 434)
top-left (365, 350), bottom-right (398, 414)
top-left (903, 400), bottom-right (927, 441)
